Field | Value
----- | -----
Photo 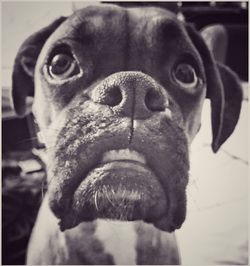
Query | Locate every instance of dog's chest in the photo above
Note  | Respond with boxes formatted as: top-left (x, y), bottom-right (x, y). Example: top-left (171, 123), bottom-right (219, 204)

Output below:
top-left (93, 219), bottom-right (180, 265)
top-left (95, 219), bottom-right (137, 265)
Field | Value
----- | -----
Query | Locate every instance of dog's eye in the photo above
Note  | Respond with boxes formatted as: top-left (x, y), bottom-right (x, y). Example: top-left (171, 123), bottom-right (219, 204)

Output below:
top-left (48, 54), bottom-right (79, 79)
top-left (173, 63), bottom-right (198, 88)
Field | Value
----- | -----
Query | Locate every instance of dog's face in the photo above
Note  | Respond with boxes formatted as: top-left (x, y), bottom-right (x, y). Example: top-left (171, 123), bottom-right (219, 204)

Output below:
top-left (12, 5), bottom-right (242, 232)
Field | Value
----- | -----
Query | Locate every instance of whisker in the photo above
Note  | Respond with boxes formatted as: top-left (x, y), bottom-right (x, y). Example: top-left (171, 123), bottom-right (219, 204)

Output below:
top-left (105, 188), bottom-right (116, 207)
top-left (94, 191), bottom-right (99, 211)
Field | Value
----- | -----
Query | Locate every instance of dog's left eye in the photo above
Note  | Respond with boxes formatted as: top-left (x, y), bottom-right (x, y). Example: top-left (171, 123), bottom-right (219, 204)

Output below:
top-left (48, 54), bottom-right (79, 79)
top-left (173, 63), bottom-right (198, 88)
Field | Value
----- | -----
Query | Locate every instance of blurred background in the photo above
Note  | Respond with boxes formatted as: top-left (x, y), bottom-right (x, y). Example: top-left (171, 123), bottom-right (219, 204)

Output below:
top-left (2, 2), bottom-right (248, 265)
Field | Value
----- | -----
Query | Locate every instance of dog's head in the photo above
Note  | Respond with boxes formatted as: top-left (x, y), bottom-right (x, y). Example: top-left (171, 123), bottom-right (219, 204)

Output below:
top-left (11, 5), bottom-right (242, 232)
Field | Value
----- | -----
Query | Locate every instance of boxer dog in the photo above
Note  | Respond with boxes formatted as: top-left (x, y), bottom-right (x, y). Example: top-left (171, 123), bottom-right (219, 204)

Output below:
top-left (11, 4), bottom-right (242, 265)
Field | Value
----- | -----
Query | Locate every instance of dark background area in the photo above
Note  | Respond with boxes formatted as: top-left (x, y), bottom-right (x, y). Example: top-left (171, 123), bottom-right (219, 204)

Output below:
top-left (2, 2), bottom-right (248, 265)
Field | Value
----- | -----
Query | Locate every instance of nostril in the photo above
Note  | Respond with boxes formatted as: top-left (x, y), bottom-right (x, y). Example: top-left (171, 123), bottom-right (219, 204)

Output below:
top-left (145, 89), bottom-right (165, 112)
top-left (105, 86), bottom-right (122, 107)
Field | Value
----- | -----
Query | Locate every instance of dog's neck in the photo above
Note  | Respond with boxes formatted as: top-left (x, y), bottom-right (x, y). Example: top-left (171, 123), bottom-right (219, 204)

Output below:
top-left (28, 195), bottom-right (180, 264)
top-left (68, 219), bottom-right (180, 265)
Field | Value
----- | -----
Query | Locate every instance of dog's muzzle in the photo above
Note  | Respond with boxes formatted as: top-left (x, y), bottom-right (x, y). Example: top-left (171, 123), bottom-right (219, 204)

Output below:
top-left (46, 72), bottom-right (189, 232)
top-left (72, 148), bottom-right (167, 220)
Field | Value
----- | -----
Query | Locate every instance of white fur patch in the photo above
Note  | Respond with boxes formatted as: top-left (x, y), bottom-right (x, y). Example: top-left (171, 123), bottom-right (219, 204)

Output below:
top-left (95, 219), bottom-right (137, 265)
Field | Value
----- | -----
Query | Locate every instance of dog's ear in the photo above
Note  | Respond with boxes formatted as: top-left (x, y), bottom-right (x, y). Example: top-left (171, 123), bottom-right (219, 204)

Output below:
top-left (186, 24), bottom-right (242, 153)
top-left (12, 17), bottom-right (66, 117)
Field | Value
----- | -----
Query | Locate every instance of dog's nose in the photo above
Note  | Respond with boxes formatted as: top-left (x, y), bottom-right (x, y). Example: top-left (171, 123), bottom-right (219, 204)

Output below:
top-left (90, 72), bottom-right (167, 119)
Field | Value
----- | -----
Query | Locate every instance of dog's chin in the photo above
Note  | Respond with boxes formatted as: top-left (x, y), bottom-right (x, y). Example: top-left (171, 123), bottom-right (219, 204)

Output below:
top-left (58, 161), bottom-right (172, 232)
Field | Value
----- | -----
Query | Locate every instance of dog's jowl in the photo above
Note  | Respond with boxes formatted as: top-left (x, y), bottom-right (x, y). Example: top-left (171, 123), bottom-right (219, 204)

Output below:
top-left (12, 4), bottom-right (242, 265)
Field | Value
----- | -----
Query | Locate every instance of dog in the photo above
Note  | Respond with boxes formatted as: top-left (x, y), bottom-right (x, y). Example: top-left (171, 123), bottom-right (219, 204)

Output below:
top-left (11, 4), bottom-right (242, 265)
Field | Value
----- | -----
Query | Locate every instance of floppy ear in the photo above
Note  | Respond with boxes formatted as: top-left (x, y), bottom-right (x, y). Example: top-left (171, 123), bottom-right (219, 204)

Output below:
top-left (186, 24), bottom-right (243, 153)
top-left (12, 17), bottom-right (66, 117)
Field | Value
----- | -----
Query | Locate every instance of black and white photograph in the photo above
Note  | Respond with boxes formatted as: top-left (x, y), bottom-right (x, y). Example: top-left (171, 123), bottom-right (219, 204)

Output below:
top-left (2, 1), bottom-right (248, 265)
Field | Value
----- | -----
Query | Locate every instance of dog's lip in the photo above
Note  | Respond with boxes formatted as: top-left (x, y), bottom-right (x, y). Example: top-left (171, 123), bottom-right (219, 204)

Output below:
top-left (101, 149), bottom-right (147, 165)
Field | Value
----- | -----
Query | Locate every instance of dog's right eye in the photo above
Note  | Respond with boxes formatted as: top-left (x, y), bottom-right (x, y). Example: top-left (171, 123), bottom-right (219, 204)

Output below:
top-left (48, 53), bottom-right (80, 79)
top-left (173, 63), bottom-right (199, 89)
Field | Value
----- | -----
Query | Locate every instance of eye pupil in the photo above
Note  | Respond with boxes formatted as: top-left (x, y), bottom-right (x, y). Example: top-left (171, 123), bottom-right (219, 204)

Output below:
top-left (50, 54), bottom-right (72, 75)
top-left (175, 64), bottom-right (195, 84)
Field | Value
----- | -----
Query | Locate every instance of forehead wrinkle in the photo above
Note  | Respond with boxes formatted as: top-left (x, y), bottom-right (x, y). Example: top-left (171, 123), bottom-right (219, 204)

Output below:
top-left (65, 16), bottom-right (95, 45)
top-left (148, 16), bottom-right (184, 41)
top-left (54, 12), bottom-right (105, 46)
top-left (129, 9), bottom-right (183, 47)
top-left (64, 9), bottom-right (127, 46)
top-left (147, 16), bottom-right (203, 63)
